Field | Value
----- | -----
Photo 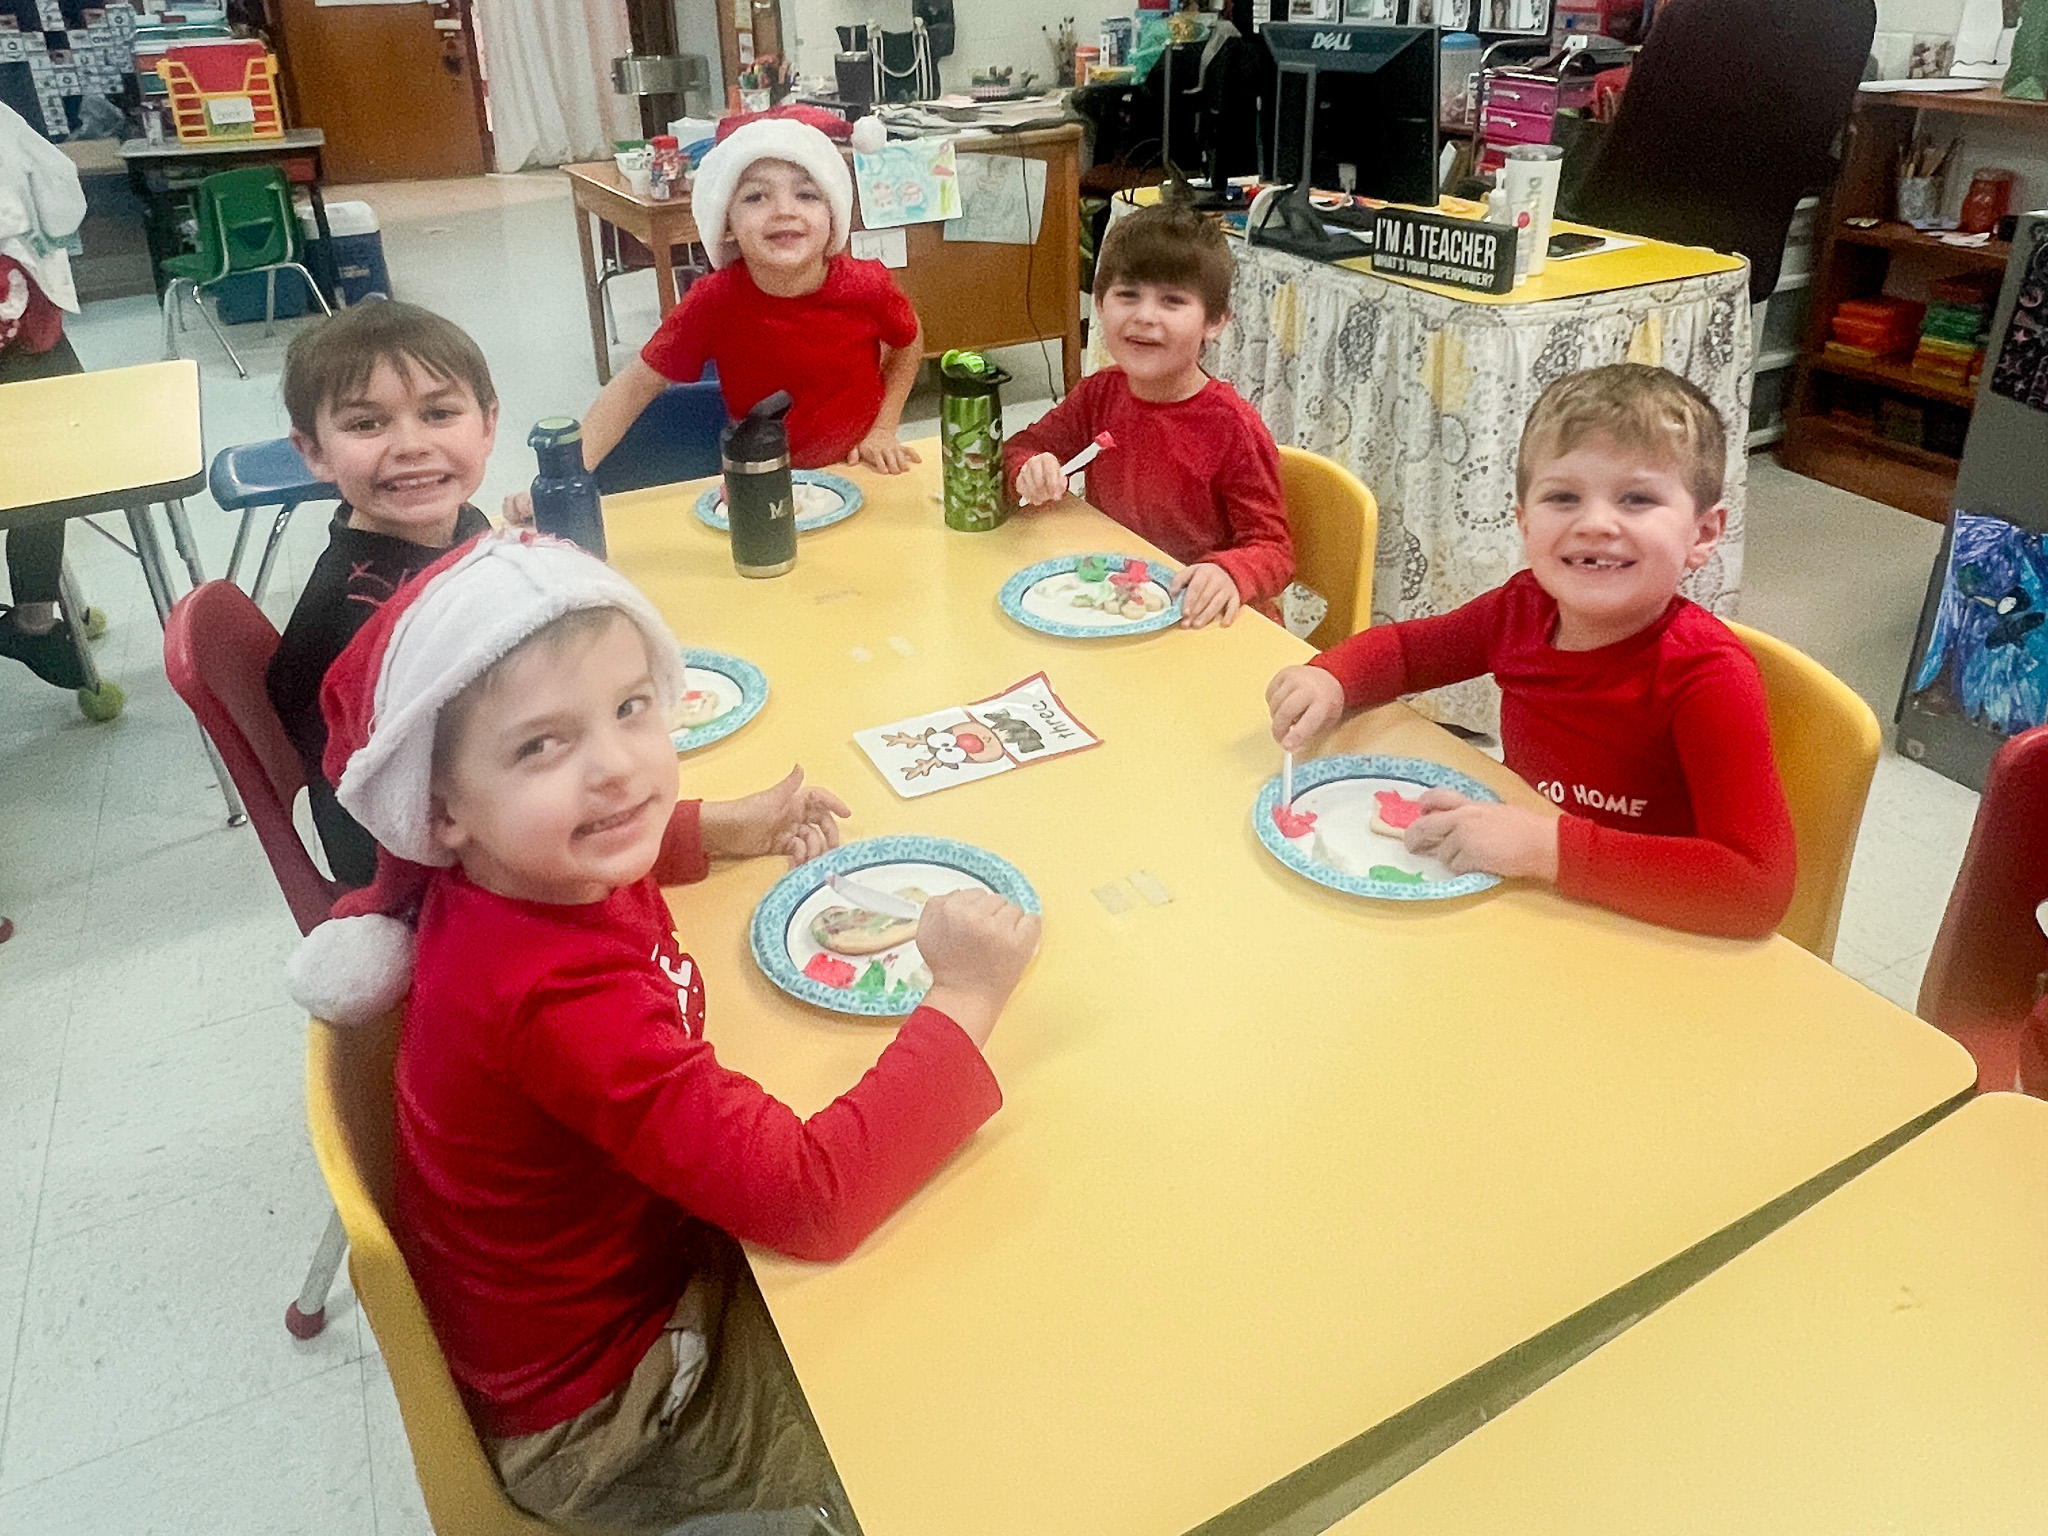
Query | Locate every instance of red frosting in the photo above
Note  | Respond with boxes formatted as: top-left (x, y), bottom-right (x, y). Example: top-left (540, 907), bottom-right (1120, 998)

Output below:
top-left (1272, 803), bottom-right (1318, 838)
top-left (803, 953), bottom-right (857, 988)
top-left (1373, 789), bottom-right (1425, 830)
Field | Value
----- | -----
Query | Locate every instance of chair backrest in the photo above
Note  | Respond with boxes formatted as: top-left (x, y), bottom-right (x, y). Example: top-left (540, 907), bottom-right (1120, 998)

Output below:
top-left (593, 378), bottom-right (730, 496)
top-left (1725, 620), bottom-right (1880, 962)
top-left (204, 165), bottom-right (298, 274)
top-left (306, 1016), bottom-right (560, 1536)
top-left (1278, 446), bottom-right (1379, 650)
top-left (1559, 0), bottom-right (1874, 301)
top-left (163, 581), bottom-right (343, 935)
top-left (1918, 725), bottom-right (2048, 1043)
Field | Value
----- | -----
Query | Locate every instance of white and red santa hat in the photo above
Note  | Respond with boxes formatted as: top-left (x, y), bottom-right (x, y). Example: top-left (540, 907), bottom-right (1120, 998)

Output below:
top-left (691, 114), bottom-right (854, 271)
top-left (284, 529), bottom-right (683, 1027)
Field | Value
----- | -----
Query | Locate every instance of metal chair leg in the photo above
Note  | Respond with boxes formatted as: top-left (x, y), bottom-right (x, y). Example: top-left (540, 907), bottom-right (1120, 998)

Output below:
top-left (250, 500), bottom-right (299, 607)
top-left (163, 498), bottom-right (207, 588)
top-left (286, 263), bottom-right (334, 316)
top-left (54, 560), bottom-right (103, 693)
top-left (161, 278), bottom-right (184, 359)
top-left (127, 504), bottom-right (246, 824)
top-left (225, 506), bottom-right (258, 586)
top-left (263, 267), bottom-right (276, 337)
top-left (188, 284), bottom-right (248, 378)
top-left (286, 1207), bottom-right (349, 1339)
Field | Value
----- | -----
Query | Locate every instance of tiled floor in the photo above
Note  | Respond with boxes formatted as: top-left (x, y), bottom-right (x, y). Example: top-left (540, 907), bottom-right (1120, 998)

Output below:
top-left (0, 172), bottom-right (1984, 1533)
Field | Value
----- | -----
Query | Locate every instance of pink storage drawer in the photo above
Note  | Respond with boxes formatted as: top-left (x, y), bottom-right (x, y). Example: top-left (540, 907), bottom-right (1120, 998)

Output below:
top-left (1480, 104), bottom-right (1555, 146)
top-left (1485, 73), bottom-right (1558, 113)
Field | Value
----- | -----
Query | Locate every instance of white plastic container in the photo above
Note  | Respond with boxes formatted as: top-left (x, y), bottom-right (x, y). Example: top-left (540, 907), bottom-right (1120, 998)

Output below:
top-left (1440, 33), bottom-right (1481, 127)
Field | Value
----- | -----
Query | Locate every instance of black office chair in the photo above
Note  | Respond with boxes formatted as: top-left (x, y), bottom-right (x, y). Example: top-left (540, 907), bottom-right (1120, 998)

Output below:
top-left (1558, 0), bottom-right (1875, 301)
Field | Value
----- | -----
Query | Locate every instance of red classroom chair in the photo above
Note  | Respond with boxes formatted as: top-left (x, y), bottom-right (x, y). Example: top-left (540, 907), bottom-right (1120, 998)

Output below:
top-left (164, 580), bottom-right (351, 1337)
top-left (1917, 725), bottom-right (2048, 1095)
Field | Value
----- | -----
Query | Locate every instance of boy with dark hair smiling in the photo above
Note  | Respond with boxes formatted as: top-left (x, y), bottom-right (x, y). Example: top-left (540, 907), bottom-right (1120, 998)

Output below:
top-left (265, 299), bottom-right (499, 888)
top-left (1005, 202), bottom-right (1294, 629)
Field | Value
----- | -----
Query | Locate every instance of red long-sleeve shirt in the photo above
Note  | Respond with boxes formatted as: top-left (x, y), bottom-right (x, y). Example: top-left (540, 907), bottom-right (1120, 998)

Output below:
top-left (1004, 369), bottom-right (1294, 612)
top-left (1311, 572), bottom-right (1796, 939)
top-left (392, 801), bottom-right (1002, 1438)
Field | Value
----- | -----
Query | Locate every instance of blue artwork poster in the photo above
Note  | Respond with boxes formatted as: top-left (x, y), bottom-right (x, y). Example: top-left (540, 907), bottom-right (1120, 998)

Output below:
top-left (1911, 510), bottom-right (2048, 737)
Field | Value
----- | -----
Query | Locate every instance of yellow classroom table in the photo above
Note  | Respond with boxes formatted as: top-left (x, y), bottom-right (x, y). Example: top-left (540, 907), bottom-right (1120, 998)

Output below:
top-left (1331, 1091), bottom-right (2048, 1536)
top-left (604, 452), bottom-right (1974, 1536)
top-left (0, 358), bottom-right (240, 818)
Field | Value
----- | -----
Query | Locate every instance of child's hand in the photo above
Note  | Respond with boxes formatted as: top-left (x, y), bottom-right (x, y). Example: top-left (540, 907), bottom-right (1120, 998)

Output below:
top-left (1012, 451), bottom-right (1067, 507)
top-left (700, 766), bottom-right (852, 865)
top-left (1170, 562), bottom-right (1242, 628)
top-left (849, 429), bottom-right (922, 475)
top-left (1402, 790), bottom-right (1560, 882)
top-left (916, 890), bottom-right (1042, 1049)
top-left (1266, 664), bottom-right (1346, 752)
top-left (502, 489), bottom-right (535, 528)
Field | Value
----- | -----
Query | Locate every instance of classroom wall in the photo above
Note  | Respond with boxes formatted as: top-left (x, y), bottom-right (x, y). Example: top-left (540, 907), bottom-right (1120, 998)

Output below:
top-left (781, 0), bottom-right (1128, 94)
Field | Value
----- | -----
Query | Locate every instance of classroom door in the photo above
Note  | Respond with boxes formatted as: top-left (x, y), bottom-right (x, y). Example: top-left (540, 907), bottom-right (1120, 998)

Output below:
top-left (273, 0), bottom-right (490, 183)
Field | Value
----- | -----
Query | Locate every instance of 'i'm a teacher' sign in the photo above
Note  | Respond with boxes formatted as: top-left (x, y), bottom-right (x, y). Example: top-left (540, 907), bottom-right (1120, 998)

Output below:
top-left (1371, 207), bottom-right (1519, 295)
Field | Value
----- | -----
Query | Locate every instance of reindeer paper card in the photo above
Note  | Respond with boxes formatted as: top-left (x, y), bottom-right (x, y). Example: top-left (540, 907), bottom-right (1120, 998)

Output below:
top-left (854, 672), bottom-right (1102, 798)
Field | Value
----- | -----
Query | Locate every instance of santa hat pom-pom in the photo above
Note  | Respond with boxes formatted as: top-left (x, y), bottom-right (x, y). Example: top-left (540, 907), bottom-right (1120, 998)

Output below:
top-left (286, 914), bottom-right (415, 1028)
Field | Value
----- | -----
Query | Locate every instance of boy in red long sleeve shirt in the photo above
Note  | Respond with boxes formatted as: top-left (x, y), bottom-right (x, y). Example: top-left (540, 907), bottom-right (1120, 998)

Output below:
top-left (1005, 203), bottom-right (1293, 628)
top-left (1266, 364), bottom-right (1796, 940)
top-left (286, 531), bottom-right (1038, 1532)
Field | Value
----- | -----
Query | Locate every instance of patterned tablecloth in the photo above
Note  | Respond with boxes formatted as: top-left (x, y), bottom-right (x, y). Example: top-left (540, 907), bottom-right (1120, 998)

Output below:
top-left (1208, 240), bottom-right (1754, 733)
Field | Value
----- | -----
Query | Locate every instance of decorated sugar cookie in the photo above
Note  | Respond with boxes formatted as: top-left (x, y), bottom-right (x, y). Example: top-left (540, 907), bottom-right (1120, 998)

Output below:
top-left (1369, 789), bottom-right (1427, 839)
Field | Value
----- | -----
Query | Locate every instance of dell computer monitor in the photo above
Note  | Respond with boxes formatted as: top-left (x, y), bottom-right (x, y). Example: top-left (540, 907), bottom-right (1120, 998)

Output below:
top-left (1263, 23), bottom-right (1440, 207)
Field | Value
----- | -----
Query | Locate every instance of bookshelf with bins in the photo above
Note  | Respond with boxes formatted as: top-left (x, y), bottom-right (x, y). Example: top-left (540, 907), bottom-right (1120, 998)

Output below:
top-left (1781, 86), bottom-right (2046, 522)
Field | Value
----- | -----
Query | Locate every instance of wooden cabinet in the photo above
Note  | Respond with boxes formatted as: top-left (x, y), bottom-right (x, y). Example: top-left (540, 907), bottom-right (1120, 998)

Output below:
top-left (1781, 86), bottom-right (2047, 522)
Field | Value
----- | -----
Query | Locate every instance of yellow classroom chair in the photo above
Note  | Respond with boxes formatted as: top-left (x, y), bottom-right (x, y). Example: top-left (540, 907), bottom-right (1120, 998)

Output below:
top-left (1277, 446), bottom-right (1378, 650)
top-left (305, 1015), bottom-right (560, 1536)
top-left (1726, 621), bottom-right (1881, 964)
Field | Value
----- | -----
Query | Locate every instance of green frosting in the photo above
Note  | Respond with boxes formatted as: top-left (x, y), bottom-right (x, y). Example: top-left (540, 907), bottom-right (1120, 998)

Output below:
top-left (1369, 865), bottom-right (1429, 885)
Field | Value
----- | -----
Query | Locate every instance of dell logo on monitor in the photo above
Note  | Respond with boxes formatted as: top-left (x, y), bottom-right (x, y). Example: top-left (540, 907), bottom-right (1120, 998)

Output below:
top-left (1310, 30), bottom-right (1355, 49)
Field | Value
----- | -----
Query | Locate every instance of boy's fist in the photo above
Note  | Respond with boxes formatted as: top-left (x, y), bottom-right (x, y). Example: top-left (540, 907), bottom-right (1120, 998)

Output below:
top-left (1266, 664), bottom-right (1346, 752)
top-left (1012, 451), bottom-right (1068, 507)
top-left (916, 890), bottom-right (1041, 1048)
top-left (501, 488), bottom-right (536, 528)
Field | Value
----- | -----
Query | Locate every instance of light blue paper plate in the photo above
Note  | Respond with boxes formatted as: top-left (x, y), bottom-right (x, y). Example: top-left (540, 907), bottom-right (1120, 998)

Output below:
top-left (750, 835), bottom-right (1041, 1019)
top-left (692, 469), bottom-right (864, 533)
top-left (997, 553), bottom-right (1184, 639)
top-left (670, 647), bottom-right (767, 753)
top-left (1253, 754), bottom-right (1504, 902)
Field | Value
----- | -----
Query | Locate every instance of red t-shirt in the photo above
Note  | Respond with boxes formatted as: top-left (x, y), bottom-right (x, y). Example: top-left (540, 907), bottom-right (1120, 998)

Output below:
top-left (639, 253), bottom-right (920, 468)
top-left (392, 801), bottom-right (1002, 1438)
top-left (1311, 571), bottom-right (1796, 939)
top-left (1003, 369), bottom-right (1295, 611)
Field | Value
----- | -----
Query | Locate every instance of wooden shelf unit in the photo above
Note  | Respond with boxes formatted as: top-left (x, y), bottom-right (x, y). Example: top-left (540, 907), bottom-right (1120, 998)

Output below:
top-left (1780, 87), bottom-right (2046, 521)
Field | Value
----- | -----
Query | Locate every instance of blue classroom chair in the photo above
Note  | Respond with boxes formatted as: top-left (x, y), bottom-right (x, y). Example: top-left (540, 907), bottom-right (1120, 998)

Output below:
top-left (210, 437), bottom-right (338, 606)
top-left (594, 375), bottom-right (729, 496)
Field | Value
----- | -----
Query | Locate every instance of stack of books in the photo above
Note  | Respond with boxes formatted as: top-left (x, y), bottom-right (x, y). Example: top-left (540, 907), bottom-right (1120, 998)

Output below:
top-left (1910, 275), bottom-right (1997, 388)
top-left (1825, 297), bottom-right (1925, 362)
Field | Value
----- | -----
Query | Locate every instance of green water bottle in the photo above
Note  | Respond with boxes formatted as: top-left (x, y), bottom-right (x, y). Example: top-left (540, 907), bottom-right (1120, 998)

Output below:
top-left (939, 349), bottom-right (1013, 532)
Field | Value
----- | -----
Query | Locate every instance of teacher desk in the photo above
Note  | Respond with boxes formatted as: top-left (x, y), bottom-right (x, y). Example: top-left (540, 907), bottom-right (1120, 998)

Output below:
top-left (604, 451), bottom-right (1971, 1536)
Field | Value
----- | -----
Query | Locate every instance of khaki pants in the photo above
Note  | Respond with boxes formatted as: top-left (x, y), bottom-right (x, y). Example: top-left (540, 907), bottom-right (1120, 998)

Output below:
top-left (490, 1227), bottom-right (858, 1536)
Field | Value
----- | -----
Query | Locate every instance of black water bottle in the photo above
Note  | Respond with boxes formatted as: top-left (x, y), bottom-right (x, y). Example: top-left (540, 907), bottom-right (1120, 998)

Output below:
top-left (528, 417), bottom-right (606, 559)
top-left (721, 391), bottom-right (797, 579)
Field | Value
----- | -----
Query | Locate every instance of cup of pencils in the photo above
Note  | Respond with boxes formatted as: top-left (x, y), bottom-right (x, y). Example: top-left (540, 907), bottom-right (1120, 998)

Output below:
top-left (1897, 135), bottom-right (1958, 229)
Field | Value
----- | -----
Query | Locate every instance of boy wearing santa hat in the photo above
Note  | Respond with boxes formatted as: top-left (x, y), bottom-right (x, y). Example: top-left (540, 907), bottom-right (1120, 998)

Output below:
top-left (291, 529), bottom-right (1037, 1531)
top-left (507, 114), bottom-right (924, 528)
